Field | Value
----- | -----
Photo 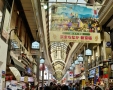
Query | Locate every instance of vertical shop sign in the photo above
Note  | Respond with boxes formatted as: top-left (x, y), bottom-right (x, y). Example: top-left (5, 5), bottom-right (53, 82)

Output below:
top-left (2, 9), bottom-right (10, 40)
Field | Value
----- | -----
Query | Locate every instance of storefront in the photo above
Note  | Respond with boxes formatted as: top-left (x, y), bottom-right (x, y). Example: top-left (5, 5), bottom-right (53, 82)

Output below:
top-left (0, 38), bottom-right (8, 89)
top-left (88, 66), bottom-right (103, 85)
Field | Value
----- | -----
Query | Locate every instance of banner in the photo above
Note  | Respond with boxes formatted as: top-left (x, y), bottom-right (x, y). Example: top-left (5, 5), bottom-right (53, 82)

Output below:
top-left (51, 4), bottom-right (100, 32)
top-left (50, 31), bottom-right (101, 43)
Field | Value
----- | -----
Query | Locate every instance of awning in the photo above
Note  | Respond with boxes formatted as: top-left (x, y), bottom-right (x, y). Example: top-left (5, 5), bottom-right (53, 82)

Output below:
top-left (9, 67), bottom-right (21, 81)
top-left (11, 57), bottom-right (25, 72)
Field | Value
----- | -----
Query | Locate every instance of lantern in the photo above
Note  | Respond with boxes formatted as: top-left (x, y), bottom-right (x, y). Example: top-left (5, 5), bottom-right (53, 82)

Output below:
top-left (78, 56), bottom-right (83, 62)
top-left (72, 63), bottom-right (75, 67)
top-left (85, 49), bottom-right (92, 56)
top-left (40, 58), bottom-right (45, 64)
top-left (75, 60), bottom-right (79, 65)
top-left (103, 68), bottom-right (108, 74)
top-left (70, 66), bottom-right (73, 70)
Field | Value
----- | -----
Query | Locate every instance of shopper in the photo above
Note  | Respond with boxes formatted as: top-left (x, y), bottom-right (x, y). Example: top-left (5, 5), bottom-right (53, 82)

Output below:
top-left (94, 85), bottom-right (102, 90)
top-left (84, 82), bottom-right (92, 90)
top-left (68, 83), bottom-right (73, 90)
top-left (109, 83), bottom-right (113, 90)
top-left (7, 85), bottom-right (12, 90)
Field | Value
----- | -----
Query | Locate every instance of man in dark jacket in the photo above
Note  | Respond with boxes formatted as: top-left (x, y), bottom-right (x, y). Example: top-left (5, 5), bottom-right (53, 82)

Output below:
top-left (95, 86), bottom-right (102, 90)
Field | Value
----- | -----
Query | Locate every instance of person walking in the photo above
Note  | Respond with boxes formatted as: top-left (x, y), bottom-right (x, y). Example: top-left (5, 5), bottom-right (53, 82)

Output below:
top-left (84, 82), bottom-right (92, 90)
top-left (68, 83), bottom-right (73, 90)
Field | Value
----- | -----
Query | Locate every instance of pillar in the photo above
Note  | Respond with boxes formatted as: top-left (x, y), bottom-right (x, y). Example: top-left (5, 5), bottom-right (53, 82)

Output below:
top-left (84, 46), bottom-right (89, 81)
top-left (36, 55), bottom-right (40, 87)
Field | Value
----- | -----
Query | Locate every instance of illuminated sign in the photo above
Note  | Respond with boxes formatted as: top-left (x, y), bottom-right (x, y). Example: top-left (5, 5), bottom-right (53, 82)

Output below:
top-left (31, 41), bottom-right (40, 50)
top-left (106, 42), bottom-right (111, 47)
top-left (85, 49), bottom-right (92, 56)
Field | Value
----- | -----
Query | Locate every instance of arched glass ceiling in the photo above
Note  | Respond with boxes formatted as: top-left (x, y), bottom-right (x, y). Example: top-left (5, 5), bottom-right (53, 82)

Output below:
top-left (53, 61), bottom-right (65, 67)
top-left (41, 0), bottom-right (105, 80)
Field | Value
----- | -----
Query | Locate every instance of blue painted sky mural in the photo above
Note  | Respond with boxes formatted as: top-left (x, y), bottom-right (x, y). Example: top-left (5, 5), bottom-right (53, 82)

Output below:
top-left (53, 5), bottom-right (98, 18)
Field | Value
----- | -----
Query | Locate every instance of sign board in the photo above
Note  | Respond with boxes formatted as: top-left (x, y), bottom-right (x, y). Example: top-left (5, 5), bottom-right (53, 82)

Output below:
top-left (11, 40), bottom-right (19, 49)
top-left (51, 4), bottom-right (100, 32)
top-left (2, 9), bottom-right (10, 40)
top-left (89, 69), bottom-right (95, 76)
top-left (30, 50), bottom-right (40, 55)
top-left (13, 49), bottom-right (21, 55)
top-left (24, 76), bottom-right (28, 82)
top-left (106, 42), bottom-right (111, 47)
top-left (50, 31), bottom-right (101, 43)
top-left (31, 41), bottom-right (40, 50)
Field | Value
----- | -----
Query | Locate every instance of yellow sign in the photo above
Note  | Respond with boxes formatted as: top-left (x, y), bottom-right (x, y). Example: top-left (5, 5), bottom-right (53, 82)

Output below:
top-left (24, 76), bottom-right (28, 82)
top-left (50, 31), bottom-right (101, 43)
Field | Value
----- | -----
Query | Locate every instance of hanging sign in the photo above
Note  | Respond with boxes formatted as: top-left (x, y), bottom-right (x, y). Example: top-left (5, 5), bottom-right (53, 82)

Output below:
top-left (31, 41), bottom-right (40, 50)
top-left (51, 4), bottom-right (100, 32)
top-left (50, 31), bottom-right (100, 43)
top-left (85, 49), bottom-right (92, 56)
top-left (11, 40), bottom-right (20, 49)
top-left (106, 42), bottom-right (111, 47)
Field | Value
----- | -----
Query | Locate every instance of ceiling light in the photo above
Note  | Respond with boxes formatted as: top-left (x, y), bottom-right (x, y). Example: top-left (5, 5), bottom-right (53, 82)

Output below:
top-left (44, 5), bottom-right (47, 9)
top-left (74, 60), bottom-right (79, 65)
top-left (78, 56), bottom-right (83, 62)
top-left (72, 63), bottom-right (75, 67)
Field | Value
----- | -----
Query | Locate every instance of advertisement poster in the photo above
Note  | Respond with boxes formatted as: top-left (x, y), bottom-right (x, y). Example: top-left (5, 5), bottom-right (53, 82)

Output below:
top-left (50, 4), bottom-right (101, 43)
top-left (51, 4), bottom-right (100, 32)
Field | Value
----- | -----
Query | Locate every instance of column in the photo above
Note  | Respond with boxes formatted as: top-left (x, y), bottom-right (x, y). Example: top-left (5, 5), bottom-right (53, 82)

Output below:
top-left (84, 46), bottom-right (88, 81)
top-left (36, 55), bottom-right (40, 87)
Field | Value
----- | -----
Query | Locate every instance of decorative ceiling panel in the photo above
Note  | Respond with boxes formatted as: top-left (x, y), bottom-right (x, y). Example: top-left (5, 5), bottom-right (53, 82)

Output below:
top-left (20, 0), bottom-right (39, 40)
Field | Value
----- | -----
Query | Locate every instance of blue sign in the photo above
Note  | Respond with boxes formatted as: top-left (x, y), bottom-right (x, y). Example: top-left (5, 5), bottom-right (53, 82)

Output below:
top-left (89, 69), bottom-right (95, 76)
top-left (106, 42), bottom-right (111, 47)
top-left (11, 40), bottom-right (19, 49)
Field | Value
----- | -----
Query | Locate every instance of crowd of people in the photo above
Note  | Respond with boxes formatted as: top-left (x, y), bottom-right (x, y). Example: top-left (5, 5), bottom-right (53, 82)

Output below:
top-left (37, 82), bottom-right (113, 90)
